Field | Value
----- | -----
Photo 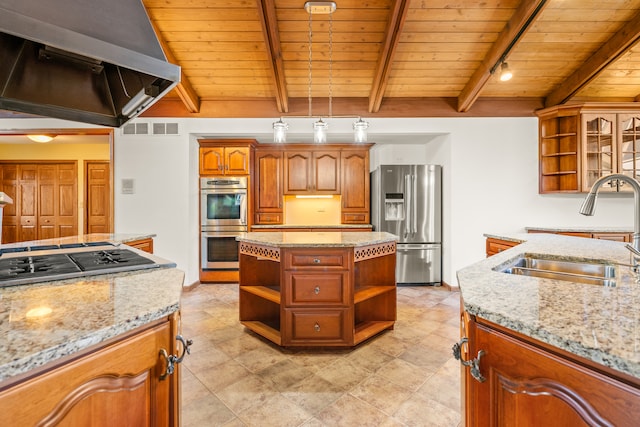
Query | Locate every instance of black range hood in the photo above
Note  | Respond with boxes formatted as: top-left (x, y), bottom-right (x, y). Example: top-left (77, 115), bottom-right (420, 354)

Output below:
top-left (0, 0), bottom-right (180, 127)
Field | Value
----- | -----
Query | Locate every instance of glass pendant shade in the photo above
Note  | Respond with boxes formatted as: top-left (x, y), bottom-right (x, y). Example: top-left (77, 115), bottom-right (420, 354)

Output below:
top-left (313, 119), bottom-right (328, 143)
top-left (273, 119), bottom-right (288, 143)
top-left (353, 118), bottom-right (369, 143)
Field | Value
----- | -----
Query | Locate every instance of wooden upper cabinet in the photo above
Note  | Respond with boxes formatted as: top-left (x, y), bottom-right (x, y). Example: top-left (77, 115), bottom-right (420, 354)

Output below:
top-left (284, 150), bottom-right (340, 194)
top-left (254, 150), bottom-right (283, 224)
top-left (198, 140), bottom-right (253, 176)
top-left (537, 104), bottom-right (640, 193)
top-left (340, 149), bottom-right (370, 224)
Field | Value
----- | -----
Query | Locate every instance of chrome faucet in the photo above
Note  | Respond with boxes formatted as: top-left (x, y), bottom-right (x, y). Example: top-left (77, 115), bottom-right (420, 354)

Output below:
top-left (579, 173), bottom-right (640, 263)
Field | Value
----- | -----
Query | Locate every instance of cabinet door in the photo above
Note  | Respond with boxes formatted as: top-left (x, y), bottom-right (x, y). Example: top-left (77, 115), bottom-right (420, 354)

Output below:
top-left (254, 150), bottom-right (283, 223)
top-left (200, 147), bottom-right (224, 175)
top-left (225, 146), bottom-right (251, 175)
top-left (466, 319), bottom-right (640, 427)
top-left (582, 113), bottom-right (617, 192)
top-left (340, 149), bottom-right (369, 223)
top-left (284, 151), bottom-right (312, 193)
top-left (313, 151), bottom-right (340, 193)
top-left (618, 113), bottom-right (640, 184)
top-left (0, 319), bottom-right (179, 426)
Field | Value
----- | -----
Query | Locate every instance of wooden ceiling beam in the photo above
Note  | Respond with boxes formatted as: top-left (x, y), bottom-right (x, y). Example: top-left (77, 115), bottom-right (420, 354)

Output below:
top-left (545, 10), bottom-right (640, 108)
top-left (147, 15), bottom-right (200, 113)
top-left (457, 0), bottom-right (548, 113)
top-left (143, 97), bottom-right (543, 118)
top-left (368, 0), bottom-right (410, 113)
top-left (257, 0), bottom-right (288, 113)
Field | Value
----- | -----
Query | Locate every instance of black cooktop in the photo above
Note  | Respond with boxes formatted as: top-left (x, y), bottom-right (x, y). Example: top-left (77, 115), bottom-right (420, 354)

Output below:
top-left (0, 245), bottom-right (163, 288)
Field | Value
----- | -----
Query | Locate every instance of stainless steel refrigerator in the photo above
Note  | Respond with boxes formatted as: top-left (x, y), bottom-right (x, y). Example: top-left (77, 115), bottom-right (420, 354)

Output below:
top-left (371, 165), bottom-right (442, 284)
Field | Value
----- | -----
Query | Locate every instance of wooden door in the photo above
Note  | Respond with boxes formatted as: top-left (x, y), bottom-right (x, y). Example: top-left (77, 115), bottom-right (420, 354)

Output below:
top-left (340, 149), bottom-right (369, 223)
top-left (199, 147), bottom-right (224, 175)
top-left (18, 164), bottom-right (37, 242)
top-left (254, 150), bottom-right (283, 223)
top-left (312, 151), bottom-right (340, 193)
top-left (85, 161), bottom-right (112, 234)
top-left (225, 146), bottom-right (250, 175)
top-left (0, 164), bottom-right (18, 243)
top-left (37, 164), bottom-right (77, 239)
top-left (284, 151), bottom-right (312, 193)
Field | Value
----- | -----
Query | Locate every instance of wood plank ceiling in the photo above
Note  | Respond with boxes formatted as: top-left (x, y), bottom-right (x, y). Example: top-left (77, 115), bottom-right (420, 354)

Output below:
top-left (141, 0), bottom-right (640, 118)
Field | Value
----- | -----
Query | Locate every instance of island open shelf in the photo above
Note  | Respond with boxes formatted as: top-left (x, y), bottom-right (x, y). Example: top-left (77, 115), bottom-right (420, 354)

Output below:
top-left (238, 231), bottom-right (398, 347)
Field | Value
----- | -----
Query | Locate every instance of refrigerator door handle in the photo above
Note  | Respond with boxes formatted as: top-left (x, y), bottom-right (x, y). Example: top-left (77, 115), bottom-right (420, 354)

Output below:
top-left (404, 174), bottom-right (411, 238)
top-left (412, 174), bottom-right (418, 234)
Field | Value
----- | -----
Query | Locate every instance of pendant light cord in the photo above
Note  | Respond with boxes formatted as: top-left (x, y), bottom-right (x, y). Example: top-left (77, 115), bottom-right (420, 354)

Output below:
top-left (308, 11), bottom-right (313, 118)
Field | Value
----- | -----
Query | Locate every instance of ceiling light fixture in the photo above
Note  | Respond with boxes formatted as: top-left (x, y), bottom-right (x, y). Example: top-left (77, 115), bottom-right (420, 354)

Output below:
top-left (271, 2), bottom-right (370, 144)
top-left (499, 62), bottom-right (513, 82)
top-left (27, 134), bottom-right (56, 143)
top-left (273, 118), bottom-right (288, 143)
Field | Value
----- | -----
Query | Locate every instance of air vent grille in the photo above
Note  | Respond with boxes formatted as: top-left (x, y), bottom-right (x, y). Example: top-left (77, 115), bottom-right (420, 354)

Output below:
top-left (122, 122), bottom-right (179, 135)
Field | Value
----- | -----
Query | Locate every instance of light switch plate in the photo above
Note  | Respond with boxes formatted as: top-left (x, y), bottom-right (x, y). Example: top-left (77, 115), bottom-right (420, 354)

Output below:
top-left (121, 178), bottom-right (135, 194)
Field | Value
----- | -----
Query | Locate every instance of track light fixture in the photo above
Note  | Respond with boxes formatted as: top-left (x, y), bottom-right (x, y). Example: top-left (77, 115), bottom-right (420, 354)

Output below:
top-left (499, 62), bottom-right (513, 82)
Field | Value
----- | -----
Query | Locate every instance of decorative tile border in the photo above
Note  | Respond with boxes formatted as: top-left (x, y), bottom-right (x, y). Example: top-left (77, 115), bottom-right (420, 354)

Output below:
top-left (354, 242), bottom-right (396, 262)
top-left (239, 242), bottom-right (281, 261)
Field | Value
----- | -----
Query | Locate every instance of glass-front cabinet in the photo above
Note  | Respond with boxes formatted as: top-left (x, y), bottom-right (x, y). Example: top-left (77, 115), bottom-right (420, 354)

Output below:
top-left (537, 104), bottom-right (640, 194)
top-left (583, 114), bottom-right (617, 192)
top-left (583, 113), bottom-right (640, 193)
top-left (619, 114), bottom-right (640, 184)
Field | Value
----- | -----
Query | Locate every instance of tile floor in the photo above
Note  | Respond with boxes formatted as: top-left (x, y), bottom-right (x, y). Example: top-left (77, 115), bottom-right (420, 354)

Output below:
top-left (180, 284), bottom-right (462, 427)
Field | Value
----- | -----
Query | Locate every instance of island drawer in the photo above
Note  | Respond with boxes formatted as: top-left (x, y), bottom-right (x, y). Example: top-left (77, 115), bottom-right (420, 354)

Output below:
top-left (284, 271), bottom-right (349, 306)
top-left (283, 248), bottom-right (350, 269)
top-left (284, 308), bottom-right (352, 345)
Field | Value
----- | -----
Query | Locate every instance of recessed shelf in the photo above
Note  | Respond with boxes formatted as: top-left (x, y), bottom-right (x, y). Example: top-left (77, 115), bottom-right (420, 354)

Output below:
top-left (242, 320), bottom-right (281, 345)
top-left (354, 320), bottom-right (395, 345)
top-left (241, 285), bottom-right (280, 304)
top-left (541, 171), bottom-right (577, 176)
top-left (354, 286), bottom-right (395, 304)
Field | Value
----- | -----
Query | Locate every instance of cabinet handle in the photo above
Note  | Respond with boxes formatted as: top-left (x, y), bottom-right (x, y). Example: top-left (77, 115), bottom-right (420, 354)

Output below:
top-left (314, 322), bottom-right (320, 332)
top-left (313, 258), bottom-right (321, 264)
top-left (314, 286), bottom-right (320, 294)
top-left (159, 335), bottom-right (193, 381)
top-left (452, 337), bottom-right (486, 383)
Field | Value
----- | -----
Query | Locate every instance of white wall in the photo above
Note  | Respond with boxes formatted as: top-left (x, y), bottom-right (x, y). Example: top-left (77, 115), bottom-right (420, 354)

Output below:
top-left (1, 116), bottom-right (634, 288)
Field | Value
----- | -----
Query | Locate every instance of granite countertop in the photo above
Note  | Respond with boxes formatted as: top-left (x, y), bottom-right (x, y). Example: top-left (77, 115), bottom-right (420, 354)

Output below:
top-left (0, 234), bottom-right (182, 385)
top-left (458, 233), bottom-right (639, 379)
top-left (0, 233), bottom-right (157, 249)
top-left (525, 226), bottom-right (633, 233)
top-left (251, 224), bottom-right (373, 229)
top-left (237, 231), bottom-right (398, 247)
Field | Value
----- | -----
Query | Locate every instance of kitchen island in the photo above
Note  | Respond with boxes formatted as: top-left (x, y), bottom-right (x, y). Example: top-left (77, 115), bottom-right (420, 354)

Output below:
top-left (457, 233), bottom-right (640, 426)
top-left (237, 231), bottom-right (398, 347)
top-left (0, 234), bottom-right (185, 426)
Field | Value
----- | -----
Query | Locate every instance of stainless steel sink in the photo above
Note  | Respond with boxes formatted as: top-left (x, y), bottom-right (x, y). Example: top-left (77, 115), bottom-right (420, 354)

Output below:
top-left (497, 255), bottom-right (616, 286)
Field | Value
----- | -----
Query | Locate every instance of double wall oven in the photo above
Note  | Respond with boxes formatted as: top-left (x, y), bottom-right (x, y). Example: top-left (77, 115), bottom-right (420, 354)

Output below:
top-left (200, 177), bottom-right (247, 270)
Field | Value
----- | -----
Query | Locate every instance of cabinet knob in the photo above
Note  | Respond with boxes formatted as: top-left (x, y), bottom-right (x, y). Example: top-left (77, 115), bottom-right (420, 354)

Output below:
top-left (314, 322), bottom-right (320, 332)
top-left (313, 258), bottom-right (321, 264)
top-left (314, 286), bottom-right (320, 294)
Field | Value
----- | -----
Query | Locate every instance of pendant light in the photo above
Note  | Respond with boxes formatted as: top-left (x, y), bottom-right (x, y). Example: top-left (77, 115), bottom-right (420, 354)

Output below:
top-left (353, 117), bottom-right (369, 143)
top-left (273, 118), bottom-right (288, 143)
top-left (272, 3), bottom-right (372, 143)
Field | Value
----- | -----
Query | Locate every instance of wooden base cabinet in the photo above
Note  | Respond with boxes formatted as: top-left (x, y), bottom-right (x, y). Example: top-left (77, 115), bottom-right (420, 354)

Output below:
top-left (239, 242), bottom-right (397, 347)
top-left (460, 313), bottom-right (640, 426)
top-left (0, 314), bottom-right (181, 426)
